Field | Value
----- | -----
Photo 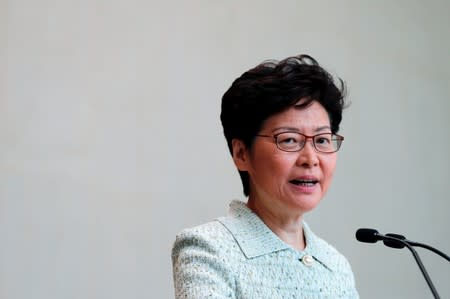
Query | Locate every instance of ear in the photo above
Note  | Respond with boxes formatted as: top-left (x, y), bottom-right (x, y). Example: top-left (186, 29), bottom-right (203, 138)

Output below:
top-left (231, 139), bottom-right (250, 171)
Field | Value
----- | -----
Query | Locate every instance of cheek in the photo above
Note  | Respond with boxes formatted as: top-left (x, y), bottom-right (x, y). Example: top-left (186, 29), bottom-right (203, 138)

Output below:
top-left (251, 152), bottom-right (294, 183)
top-left (267, 154), bottom-right (297, 176)
top-left (321, 156), bottom-right (337, 186)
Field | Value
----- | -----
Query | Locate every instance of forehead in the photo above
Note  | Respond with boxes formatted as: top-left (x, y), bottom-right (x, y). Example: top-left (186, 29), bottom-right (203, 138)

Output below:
top-left (261, 101), bottom-right (331, 132)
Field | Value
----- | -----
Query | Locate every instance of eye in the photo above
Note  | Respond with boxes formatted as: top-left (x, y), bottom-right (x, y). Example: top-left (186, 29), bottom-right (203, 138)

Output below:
top-left (315, 135), bottom-right (331, 145)
top-left (278, 133), bottom-right (300, 145)
top-left (279, 137), bottom-right (298, 144)
top-left (275, 132), bottom-right (303, 151)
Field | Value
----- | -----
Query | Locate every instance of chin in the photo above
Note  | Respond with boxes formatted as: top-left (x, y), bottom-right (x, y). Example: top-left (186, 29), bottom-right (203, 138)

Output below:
top-left (288, 196), bottom-right (322, 214)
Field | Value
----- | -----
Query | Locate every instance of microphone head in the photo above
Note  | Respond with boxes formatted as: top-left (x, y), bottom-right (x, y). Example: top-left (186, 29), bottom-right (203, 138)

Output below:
top-left (356, 228), bottom-right (381, 243)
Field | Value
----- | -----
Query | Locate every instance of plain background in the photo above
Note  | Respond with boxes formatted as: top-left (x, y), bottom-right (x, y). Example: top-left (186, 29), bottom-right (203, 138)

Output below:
top-left (1, 0), bottom-right (449, 298)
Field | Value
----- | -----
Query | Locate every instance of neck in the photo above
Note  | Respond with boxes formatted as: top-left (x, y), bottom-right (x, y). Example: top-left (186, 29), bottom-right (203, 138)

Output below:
top-left (247, 197), bottom-right (306, 251)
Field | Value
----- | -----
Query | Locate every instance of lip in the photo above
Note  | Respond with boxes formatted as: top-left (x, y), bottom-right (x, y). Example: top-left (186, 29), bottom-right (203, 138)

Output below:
top-left (289, 175), bottom-right (320, 194)
top-left (292, 175), bottom-right (319, 181)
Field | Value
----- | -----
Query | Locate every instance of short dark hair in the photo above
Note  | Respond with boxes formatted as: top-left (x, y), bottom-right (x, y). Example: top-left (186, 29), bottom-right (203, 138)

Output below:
top-left (220, 54), bottom-right (346, 196)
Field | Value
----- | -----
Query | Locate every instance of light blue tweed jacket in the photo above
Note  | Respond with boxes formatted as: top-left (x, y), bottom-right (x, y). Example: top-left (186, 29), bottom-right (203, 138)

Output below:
top-left (172, 200), bottom-right (359, 299)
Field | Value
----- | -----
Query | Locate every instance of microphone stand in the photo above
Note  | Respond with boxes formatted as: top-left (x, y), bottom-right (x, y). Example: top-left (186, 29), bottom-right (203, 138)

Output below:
top-left (383, 233), bottom-right (450, 262)
top-left (408, 240), bottom-right (450, 262)
top-left (382, 234), bottom-right (440, 299)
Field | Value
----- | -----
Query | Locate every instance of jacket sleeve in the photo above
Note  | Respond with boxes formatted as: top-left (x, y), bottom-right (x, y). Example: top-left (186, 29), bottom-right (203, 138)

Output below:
top-left (171, 228), bottom-right (236, 299)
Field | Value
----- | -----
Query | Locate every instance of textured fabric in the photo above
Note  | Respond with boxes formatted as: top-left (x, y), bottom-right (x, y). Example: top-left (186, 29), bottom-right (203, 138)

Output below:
top-left (172, 200), bottom-right (359, 299)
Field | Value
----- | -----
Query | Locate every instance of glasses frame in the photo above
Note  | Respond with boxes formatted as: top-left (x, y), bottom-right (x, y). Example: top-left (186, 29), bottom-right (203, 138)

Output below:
top-left (255, 131), bottom-right (344, 153)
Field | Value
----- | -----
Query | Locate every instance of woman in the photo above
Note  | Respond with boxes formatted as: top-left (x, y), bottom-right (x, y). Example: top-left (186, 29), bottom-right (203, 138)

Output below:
top-left (172, 55), bottom-right (359, 298)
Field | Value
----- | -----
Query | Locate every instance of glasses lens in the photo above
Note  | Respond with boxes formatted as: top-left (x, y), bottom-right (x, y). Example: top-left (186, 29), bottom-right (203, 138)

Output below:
top-left (314, 133), bottom-right (340, 153)
top-left (276, 132), bottom-right (304, 151)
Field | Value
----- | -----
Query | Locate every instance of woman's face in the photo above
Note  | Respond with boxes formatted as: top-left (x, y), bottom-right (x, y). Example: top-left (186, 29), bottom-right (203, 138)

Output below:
top-left (233, 101), bottom-right (338, 216)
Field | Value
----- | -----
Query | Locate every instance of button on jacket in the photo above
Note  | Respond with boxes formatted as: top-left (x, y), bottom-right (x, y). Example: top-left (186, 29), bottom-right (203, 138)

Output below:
top-left (172, 200), bottom-right (359, 299)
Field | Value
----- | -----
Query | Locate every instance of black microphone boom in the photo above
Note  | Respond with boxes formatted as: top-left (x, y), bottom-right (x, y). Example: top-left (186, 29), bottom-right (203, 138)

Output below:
top-left (402, 238), bottom-right (450, 262)
top-left (356, 228), bottom-right (444, 299)
top-left (355, 228), bottom-right (450, 261)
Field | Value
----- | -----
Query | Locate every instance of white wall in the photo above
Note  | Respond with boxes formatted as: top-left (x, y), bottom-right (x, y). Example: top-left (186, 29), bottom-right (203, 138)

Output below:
top-left (1, 1), bottom-right (449, 298)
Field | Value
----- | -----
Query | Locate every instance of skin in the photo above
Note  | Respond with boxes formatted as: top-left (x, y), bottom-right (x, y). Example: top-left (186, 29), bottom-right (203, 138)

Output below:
top-left (232, 101), bottom-right (338, 251)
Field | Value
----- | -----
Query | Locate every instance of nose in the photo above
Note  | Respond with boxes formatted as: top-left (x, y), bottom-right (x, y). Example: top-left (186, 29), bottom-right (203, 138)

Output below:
top-left (296, 140), bottom-right (319, 168)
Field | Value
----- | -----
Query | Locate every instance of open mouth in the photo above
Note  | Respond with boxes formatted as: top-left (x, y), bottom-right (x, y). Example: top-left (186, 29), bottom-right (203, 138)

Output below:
top-left (289, 179), bottom-right (318, 186)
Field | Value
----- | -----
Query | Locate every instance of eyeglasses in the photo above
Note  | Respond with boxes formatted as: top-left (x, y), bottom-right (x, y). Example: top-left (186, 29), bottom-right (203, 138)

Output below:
top-left (255, 132), bottom-right (344, 153)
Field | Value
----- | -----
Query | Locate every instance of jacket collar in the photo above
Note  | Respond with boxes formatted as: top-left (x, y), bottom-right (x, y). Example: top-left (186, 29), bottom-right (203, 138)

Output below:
top-left (216, 200), bottom-right (336, 271)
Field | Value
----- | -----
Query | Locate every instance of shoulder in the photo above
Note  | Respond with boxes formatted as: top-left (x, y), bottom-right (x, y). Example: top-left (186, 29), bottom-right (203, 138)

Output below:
top-left (171, 220), bottom-right (240, 298)
top-left (172, 220), bottom-right (237, 254)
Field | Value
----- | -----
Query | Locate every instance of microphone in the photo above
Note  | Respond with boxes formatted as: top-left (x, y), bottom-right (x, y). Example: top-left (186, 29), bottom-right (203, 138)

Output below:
top-left (355, 228), bottom-right (382, 243)
top-left (356, 228), bottom-right (443, 299)
top-left (355, 229), bottom-right (406, 249)
top-left (356, 228), bottom-right (450, 261)
top-left (383, 233), bottom-right (407, 249)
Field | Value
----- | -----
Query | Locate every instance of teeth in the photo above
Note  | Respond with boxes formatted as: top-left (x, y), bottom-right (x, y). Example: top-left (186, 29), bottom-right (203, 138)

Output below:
top-left (291, 179), bottom-right (317, 186)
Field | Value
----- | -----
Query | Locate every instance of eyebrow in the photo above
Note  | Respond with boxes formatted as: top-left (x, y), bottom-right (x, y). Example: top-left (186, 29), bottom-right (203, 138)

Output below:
top-left (271, 126), bottom-right (331, 133)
